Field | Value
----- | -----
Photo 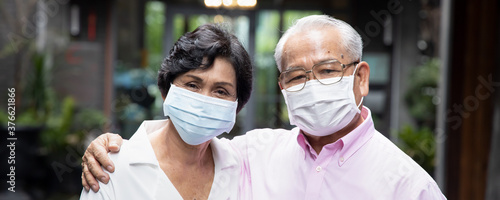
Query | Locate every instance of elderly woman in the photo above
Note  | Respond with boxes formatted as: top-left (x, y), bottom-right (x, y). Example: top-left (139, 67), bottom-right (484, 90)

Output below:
top-left (80, 24), bottom-right (253, 200)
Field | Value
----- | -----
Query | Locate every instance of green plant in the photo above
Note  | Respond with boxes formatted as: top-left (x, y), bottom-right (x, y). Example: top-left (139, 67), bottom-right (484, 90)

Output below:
top-left (1, 52), bottom-right (108, 154)
top-left (397, 124), bottom-right (436, 174)
top-left (404, 58), bottom-right (440, 128)
top-left (398, 58), bottom-right (440, 175)
top-left (41, 97), bottom-right (108, 152)
top-left (41, 97), bottom-right (75, 152)
top-left (9, 53), bottom-right (54, 127)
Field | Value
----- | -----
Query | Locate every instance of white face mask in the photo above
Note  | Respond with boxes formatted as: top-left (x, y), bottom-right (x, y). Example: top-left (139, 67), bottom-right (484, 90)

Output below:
top-left (281, 67), bottom-right (363, 137)
top-left (163, 84), bottom-right (237, 145)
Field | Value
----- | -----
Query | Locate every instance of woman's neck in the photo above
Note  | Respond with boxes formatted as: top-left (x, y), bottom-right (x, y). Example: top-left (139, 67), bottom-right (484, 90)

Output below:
top-left (149, 120), bottom-right (213, 167)
top-left (149, 120), bottom-right (215, 200)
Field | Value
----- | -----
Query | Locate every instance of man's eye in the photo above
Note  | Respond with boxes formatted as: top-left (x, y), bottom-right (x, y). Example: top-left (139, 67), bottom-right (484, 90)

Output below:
top-left (287, 75), bottom-right (306, 83)
top-left (319, 69), bottom-right (338, 74)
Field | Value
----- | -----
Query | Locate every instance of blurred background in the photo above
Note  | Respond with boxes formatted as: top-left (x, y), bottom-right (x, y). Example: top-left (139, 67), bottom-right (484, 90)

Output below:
top-left (0, 0), bottom-right (498, 199)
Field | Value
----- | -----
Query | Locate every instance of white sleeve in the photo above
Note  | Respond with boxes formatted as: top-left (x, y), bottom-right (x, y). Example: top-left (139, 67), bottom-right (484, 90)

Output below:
top-left (79, 168), bottom-right (115, 200)
top-left (413, 181), bottom-right (447, 200)
top-left (80, 189), bottom-right (109, 200)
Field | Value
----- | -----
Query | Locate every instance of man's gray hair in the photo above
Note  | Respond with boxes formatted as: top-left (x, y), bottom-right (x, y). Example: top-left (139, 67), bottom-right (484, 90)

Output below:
top-left (274, 15), bottom-right (363, 72)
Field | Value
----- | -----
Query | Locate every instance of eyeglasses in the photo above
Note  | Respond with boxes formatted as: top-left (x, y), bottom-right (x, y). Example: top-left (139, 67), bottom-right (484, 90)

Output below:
top-left (279, 59), bottom-right (359, 92)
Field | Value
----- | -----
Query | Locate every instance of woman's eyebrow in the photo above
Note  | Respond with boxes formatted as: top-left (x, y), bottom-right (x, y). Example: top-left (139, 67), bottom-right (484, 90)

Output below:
top-left (184, 74), bottom-right (203, 82)
top-left (214, 82), bottom-right (235, 89)
top-left (185, 74), bottom-right (235, 88)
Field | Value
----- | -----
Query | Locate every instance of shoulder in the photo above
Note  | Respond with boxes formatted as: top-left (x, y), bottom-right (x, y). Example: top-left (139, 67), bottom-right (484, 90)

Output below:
top-left (231, 127), bottom-right (298, 146)
top-left (106, 140), bottom-right (132, 171)
top-left (363, 131), bottom-right (444, 198)
top-left (79, 137), bottom-right (143, 199)
top-left (211, 137), bottom-right (240, 163)
top-left (245, 127), bottom-right (297, 136)
top-left (229, 128), bottom-right (300, 157)
top-left (228, 128), bottom-right (304, 166)
top-left (83, 139), bottom-right (162, 199)
top-left (366, 131), bottom-right (427, 173)
top-left (80, 186), bottom-right (114, 199)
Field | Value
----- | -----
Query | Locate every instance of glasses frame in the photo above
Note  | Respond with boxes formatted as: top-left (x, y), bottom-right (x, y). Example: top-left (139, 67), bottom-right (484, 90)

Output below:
top-left (279, 59), bottom-right (360, 92)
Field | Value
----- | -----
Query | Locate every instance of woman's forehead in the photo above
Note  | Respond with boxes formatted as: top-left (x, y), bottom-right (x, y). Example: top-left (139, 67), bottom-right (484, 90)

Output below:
top-left (179, 57), bottom-right (236, 84)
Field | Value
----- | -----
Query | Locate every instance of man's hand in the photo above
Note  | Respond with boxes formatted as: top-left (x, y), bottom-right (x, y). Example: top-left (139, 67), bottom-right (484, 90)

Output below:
top-left (81, 133), bottom-right (124, 192)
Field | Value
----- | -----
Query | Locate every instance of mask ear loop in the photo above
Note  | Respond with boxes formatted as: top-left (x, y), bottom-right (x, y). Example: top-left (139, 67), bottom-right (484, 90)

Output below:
top-left (357, 96), bottom-right (364, 108)
top-left (352, 63), bottom-right (364, 109)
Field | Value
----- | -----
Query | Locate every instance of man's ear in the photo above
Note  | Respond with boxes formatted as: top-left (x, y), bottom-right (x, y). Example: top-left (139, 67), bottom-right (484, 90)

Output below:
top-left (357, 61), bottom-right (370, 97)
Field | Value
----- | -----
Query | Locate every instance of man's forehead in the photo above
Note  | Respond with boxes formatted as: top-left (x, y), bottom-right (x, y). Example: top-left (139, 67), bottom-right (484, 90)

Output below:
top-left (284, 28), bottom-right (341, 51)
top-left (282, 29), bottom-right (344, 63)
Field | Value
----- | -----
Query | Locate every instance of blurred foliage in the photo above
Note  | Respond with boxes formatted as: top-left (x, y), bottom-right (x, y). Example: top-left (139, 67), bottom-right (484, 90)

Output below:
top-left (173, 14), bottom-right (186, 42)
top-left (1, 53), bottom-right (107, 154)
top-left (254, 11), bottom-right (280, 128)
top-left (404, 58), bottom-right (440, 128)
top-left (41, 97), bottom-right (76, 152)
top-left (145, 1), bottom-right (164, 56)
top-left (397, 125), bottom-right (436, 174)
top-left (145, 1), bottom-right (165, 71)
top-left (256, 11), bottom-right (280, 53)
top-left (14, 53), bottom-right (52, 126)
top-left (398, 58), bottom-right (440, 175)
top-left (41, 97), bottom-right (108, 153)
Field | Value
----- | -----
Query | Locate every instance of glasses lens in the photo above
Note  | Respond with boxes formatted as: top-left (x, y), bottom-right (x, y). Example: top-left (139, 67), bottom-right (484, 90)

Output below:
top-left (313, 61), bottom-right (344, 79)
top-left (280, 68), bottom-right (307, 92)
top-left (313, 61), bottom-right (344, 84)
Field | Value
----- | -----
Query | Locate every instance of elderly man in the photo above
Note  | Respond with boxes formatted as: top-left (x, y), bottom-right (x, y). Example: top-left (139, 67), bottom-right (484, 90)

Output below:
top-left (82, 15), bottom-right (445, 199)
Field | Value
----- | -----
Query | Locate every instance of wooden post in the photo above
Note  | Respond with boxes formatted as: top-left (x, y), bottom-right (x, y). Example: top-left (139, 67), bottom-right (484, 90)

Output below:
top-left (445, 0), bottom-right (499, 199)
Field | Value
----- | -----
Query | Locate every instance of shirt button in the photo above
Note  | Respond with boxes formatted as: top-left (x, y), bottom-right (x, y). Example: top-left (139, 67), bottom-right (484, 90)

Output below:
top-left (316, 166), bottom-right (322, 172)
top-left (340, 156), bottom-right (344, 162)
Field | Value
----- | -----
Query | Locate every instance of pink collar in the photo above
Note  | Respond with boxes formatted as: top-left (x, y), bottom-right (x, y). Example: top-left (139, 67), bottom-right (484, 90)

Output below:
top-left (296, 106), bottom-right (376, 166)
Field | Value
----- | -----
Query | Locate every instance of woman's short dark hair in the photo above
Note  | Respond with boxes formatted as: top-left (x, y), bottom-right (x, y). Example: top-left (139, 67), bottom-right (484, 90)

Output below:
top-left (158, 24), bottom-right (253, 113)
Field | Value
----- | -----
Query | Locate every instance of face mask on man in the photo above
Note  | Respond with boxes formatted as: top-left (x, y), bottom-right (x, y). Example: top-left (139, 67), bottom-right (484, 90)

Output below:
top-left (163, 84), bottom-right (237, 145)
top-left (282, 65), bottom-right (363, 136)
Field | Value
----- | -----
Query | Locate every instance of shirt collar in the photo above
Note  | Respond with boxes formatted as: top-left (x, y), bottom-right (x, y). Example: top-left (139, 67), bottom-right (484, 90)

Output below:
top-left (127, 120), bottom-right (165, 166)
top-left (126, 120), bottom-right (238, 170)
top-left (295, 106), bottom-right (375, 164)
top-left (337, 106), bottom-right (375, 166)
top-left (296, 128), bottom-right (320, 160)
top-left (296, 129), bottom-right (310, 160)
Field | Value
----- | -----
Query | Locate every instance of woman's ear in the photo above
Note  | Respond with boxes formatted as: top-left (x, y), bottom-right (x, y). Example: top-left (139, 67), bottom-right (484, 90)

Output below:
top-left (357, 61), bottom-right (370, 97)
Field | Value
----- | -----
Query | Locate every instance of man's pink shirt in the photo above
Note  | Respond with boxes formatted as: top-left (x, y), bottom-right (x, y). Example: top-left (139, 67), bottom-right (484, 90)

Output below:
top-left (231, 106), bottom-right (446, 199)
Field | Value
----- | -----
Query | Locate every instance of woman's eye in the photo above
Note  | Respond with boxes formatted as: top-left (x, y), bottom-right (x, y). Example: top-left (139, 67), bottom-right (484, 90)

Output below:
top-left (215, 89), bottom-right (229, 96)
top-left (213, 88), bottom-right (236, 100)
top-left (184, 82), bottom-right (200, 92)
top-left (186, 83), bottom-right (198, 89)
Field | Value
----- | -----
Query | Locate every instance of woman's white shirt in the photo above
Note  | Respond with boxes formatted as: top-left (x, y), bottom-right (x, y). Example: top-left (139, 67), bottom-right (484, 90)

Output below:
top-left (80, 120), bottom-right (249, 200)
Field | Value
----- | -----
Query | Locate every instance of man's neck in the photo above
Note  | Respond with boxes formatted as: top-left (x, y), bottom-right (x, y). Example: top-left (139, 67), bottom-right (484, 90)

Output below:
top-left (304, 113), bottom-right (364, 155)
